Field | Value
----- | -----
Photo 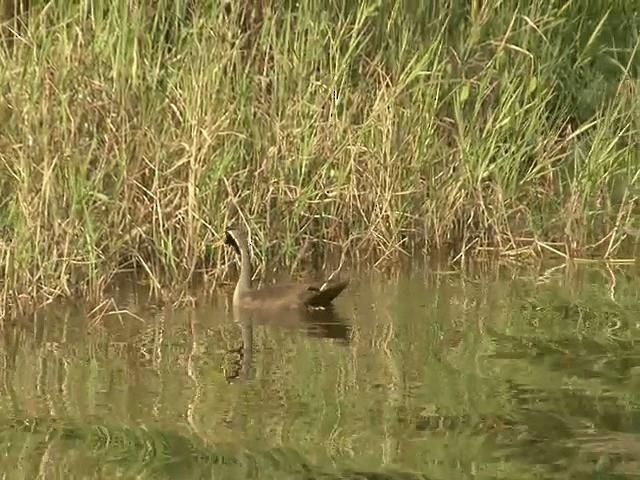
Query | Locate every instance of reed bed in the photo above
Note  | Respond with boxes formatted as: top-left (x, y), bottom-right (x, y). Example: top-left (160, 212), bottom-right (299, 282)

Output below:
top-left (0, 0), bottom-right (638, 312)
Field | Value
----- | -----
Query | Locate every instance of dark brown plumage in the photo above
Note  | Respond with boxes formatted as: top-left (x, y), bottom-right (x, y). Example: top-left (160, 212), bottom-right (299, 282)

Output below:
top-left (224, 227), bottom-right (348, 309)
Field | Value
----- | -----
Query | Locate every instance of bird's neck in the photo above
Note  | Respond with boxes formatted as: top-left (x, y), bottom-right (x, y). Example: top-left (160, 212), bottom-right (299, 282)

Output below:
top-left (234, 245), bottom-right (252, 303)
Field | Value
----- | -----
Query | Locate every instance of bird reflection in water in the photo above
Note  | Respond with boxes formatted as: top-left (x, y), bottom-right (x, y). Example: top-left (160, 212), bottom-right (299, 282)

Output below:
top-left (224, 306), bottom-right (351, 382)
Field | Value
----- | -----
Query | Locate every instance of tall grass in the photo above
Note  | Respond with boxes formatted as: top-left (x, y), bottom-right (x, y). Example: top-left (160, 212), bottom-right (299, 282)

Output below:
top-left (0, 0), bottom-right (638, 310)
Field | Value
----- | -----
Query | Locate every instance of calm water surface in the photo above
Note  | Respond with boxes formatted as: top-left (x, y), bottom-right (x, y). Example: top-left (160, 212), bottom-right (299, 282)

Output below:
top-left (1, 263), bottom-right (639, 479)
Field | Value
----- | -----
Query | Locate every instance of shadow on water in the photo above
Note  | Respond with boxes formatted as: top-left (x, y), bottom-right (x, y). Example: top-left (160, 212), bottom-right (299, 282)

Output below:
top-left (0, 262), bottom-right (639, 479)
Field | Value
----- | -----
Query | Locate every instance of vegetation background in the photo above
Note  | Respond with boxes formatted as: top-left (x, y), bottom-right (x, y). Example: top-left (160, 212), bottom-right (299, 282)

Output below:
top-left (0, 0), bottom-right (638, 312)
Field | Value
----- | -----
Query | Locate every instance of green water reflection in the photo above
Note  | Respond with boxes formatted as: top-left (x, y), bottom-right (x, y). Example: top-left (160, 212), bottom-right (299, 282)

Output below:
top-left (0, 263), bottom-right (639, 479)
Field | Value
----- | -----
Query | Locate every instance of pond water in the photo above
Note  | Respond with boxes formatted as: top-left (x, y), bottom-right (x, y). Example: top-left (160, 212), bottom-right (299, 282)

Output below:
top-left (0, 262), bottom-right (639, 479)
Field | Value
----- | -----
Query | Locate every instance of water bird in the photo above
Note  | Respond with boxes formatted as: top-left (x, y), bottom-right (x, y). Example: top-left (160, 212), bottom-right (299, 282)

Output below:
top-left (224, 227), bottom-right (348, 309)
